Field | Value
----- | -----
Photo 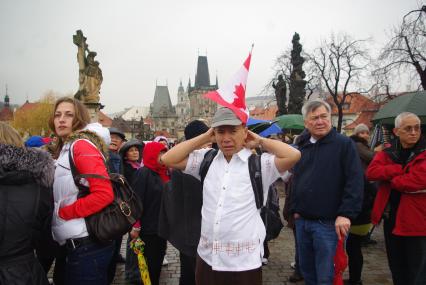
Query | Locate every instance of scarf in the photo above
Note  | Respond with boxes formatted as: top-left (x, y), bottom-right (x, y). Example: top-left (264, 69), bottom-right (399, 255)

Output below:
top-left (142, 142), bottom-right (170, 183)
top-left (126, 160), bottom-right (143, 170)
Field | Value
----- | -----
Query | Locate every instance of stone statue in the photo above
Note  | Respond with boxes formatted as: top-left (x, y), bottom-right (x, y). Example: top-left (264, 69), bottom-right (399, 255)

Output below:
top-left (73, 30), bottom-right (103, 104)
top-left (272, 74), bottom-right (287, 115)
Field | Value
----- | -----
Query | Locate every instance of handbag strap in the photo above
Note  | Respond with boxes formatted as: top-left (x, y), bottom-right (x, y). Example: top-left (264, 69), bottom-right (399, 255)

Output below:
top-left (68, 140), bottom-right (111, 193)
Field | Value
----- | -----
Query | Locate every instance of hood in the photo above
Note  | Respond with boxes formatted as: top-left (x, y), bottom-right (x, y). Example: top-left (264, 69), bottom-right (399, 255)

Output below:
top-left (143, 142), bottom-right (167, 171)
top-left (64, 123), bottom-right (110, 157)
top-left (0, 143), bottom-right (54, 188)
top-left (84, 123), bottom-right (111, 146)
top-left (142, 142), bottom-right (170, 182)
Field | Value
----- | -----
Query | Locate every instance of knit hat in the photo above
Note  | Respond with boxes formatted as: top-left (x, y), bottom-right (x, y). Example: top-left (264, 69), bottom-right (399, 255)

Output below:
top-left (25, 136), bottom-right (46, 148)
top-left (184, 120), bottom-right (209, 140)
top-left (353, 123), bottom-right (369, 135)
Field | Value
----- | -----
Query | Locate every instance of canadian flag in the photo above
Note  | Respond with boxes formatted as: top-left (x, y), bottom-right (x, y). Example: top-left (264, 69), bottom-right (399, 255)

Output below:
top-left (204, 51), bottom-right (252, 124)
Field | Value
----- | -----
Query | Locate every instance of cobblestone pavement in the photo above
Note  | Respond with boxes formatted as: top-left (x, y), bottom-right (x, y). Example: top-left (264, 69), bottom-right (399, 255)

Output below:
top-left (112, 187), bottom-right (393, 285)
top-left (111, 224), bottom-right (392, 285)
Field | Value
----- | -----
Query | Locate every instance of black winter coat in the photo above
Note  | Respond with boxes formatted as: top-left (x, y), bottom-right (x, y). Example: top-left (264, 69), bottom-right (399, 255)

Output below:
top-left (350, 135), bottom-right (377, 225)
top-left (158, 170), bottom-right (202, 257)
top-left (0, 143), bottom-right (54, 285)
top-left (131, 167), bottom-right (165, 235)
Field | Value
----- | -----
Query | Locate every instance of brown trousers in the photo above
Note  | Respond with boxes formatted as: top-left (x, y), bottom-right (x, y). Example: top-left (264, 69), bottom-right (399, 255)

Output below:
top-left (195, 255), bottom-right (262, 285)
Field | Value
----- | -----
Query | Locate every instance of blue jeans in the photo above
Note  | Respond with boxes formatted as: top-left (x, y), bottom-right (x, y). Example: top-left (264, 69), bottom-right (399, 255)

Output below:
top-left (65, 240), bottom-right (114, 285)
top-left (295, 217), bottom-right (338, 285)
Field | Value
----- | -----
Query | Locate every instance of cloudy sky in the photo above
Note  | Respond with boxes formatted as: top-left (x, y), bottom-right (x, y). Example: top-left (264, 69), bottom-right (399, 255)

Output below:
top-left (0, 0), bottom-right (423, 114)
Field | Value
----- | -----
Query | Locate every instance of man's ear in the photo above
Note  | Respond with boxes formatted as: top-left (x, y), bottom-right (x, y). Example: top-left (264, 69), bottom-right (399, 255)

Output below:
top-left (392, 128), bottom-right (398, 137)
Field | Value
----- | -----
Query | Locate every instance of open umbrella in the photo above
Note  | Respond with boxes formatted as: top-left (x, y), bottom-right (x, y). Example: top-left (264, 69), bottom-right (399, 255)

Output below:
top-left (372, 91), bottom-right (426, 124)
top-left (274, 114), bottom-right (305, 130)
top-left (247, 118), bottom-right (283, 137)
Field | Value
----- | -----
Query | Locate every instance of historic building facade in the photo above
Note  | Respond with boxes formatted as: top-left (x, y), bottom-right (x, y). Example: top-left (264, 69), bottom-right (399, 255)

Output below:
top-left (187, 55), bottom-right (218, 125)
top-left (0, 88), bottom-right (13, 123)
top-left (175, 80), bottom-right (190, 129)
top-left (150, 85), bottom-right (178, 136)
top-left (149, 55), bottom-right (219, 139)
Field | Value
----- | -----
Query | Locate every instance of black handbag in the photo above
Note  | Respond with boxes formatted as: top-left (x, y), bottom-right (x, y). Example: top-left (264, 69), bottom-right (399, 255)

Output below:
top-left (68, 143), bottom-right (143, 243)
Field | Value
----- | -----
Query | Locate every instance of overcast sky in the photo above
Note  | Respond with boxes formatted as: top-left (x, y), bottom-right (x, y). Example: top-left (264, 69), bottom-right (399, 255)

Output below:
top-left (0, 0), bottom-right (423, 114)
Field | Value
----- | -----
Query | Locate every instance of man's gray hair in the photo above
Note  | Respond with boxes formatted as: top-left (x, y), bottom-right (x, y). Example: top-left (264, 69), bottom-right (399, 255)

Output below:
top-left (301, 99), bottom-right (332, 119)
top-left (394, 112), bottom-right (420, 128)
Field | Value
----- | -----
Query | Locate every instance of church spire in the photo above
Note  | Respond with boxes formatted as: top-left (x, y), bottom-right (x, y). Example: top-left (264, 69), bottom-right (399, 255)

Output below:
top-left (4, 85), bottom-right (10, 108)
top-left (194, 55), bottom-right (210, 88)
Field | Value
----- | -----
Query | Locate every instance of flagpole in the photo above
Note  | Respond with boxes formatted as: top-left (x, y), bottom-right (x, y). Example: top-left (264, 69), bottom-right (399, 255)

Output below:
top-left (250, 43), bottom-right (254, 53)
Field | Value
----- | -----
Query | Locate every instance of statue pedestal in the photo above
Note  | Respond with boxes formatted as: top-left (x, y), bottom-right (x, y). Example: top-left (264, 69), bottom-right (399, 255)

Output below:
top-left (84, 102), bottom-right (104, 123)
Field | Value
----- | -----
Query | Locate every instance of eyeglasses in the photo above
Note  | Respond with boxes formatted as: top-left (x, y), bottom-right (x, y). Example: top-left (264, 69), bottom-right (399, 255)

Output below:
top-left (399, 124), bottom-right (421, 133)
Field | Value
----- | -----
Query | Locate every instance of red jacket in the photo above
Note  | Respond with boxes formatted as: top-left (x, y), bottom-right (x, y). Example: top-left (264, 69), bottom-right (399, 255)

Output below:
top-left (366, 144), bottom-right (426, 236)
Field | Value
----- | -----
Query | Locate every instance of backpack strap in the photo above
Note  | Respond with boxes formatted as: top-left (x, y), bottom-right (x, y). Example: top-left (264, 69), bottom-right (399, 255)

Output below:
top-left (248, 153), bottom-right (263, 209)
top-left (199, 149), bottom-right (218, 185)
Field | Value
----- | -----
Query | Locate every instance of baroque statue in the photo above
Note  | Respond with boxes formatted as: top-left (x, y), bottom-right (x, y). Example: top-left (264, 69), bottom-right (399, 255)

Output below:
top-left (73, 30), bottom-right (103, 104)
top-left (272, 74), bottom-right (288, 116)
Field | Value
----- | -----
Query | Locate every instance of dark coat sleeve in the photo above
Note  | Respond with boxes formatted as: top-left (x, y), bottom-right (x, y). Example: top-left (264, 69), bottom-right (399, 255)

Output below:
top-left (33, 185), bottom-right (59, 258)
top-left (356, 142), bottom-right (374, 166)
top-left (131, 168), bottom-right (148, 219)
top-left (337, 140), bottom-right (365, 220)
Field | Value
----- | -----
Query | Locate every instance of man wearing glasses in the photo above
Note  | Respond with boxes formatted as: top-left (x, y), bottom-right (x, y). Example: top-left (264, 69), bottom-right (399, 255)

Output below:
top-left (367, 112), bottom-right (426, 285)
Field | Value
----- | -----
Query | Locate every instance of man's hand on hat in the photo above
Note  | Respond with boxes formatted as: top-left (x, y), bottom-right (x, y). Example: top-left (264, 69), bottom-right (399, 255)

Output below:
top-left (203, 128), bottom-right (216, 144)
top-left (245, 130), bottom-right (263, 149)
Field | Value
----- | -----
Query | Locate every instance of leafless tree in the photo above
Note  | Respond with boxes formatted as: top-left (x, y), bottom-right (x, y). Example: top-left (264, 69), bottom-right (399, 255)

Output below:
top-left (374, 5), bottom-right (426, 91)
top-left (308, 33), bottom-right (372, 132)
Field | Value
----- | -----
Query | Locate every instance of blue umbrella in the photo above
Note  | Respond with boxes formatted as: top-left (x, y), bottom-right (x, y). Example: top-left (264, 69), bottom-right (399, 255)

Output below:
top-left (247, 118), bottom-right (283, 137)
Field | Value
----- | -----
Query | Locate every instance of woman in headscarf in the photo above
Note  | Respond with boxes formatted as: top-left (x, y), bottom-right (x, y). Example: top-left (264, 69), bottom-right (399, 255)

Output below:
top-left (125, 142), bottom-right (169, 285)
top-left (49, 97), bottom-right (114, 285)
top-left (0, 122), bottom-right (54, 285)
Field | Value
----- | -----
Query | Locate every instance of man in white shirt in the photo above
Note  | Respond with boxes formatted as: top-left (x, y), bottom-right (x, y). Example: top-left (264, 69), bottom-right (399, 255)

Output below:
top-left (161, 107), bottom-right (300, 284)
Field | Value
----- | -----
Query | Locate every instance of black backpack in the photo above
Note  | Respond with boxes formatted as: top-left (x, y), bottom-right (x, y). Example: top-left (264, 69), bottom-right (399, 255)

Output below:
top-left (68, 140), bottom-right (143, 243)
top-left (199, 149), bottom-right (284, 241)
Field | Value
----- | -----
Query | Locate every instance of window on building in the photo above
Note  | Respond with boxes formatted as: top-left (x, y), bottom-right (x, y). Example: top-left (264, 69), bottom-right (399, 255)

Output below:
top-left (342, 103), bottom-right (350, 110)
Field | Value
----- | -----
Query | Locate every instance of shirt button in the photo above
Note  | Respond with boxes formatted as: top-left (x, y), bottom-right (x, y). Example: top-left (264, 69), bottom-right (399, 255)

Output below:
top-left (222, 187), bottom-right (225, 190)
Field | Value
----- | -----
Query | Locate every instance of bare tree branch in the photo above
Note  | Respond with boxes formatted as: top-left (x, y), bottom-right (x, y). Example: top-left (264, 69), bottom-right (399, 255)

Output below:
top-left (374, 5), bottom-right (426, 90)
top-left (308, 33), bottom-right (372, 132)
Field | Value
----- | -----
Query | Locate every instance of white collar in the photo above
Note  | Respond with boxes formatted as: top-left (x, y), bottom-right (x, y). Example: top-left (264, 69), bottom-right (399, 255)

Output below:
top-left (217, 147), bottom-right (252, 162)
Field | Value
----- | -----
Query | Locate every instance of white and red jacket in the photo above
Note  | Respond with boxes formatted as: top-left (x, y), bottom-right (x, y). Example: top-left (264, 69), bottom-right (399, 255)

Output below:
top-left (52, 125), bottom-right (113, 245)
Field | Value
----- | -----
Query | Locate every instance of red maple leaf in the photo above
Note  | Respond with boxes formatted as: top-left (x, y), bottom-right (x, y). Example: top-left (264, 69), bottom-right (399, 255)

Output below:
top-left (232, 83), bottom-right (246, 109)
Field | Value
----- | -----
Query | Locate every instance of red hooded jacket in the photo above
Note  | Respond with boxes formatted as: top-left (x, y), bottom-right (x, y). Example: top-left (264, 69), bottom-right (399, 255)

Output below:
top-left (366, 140), bottom-right (426, 236)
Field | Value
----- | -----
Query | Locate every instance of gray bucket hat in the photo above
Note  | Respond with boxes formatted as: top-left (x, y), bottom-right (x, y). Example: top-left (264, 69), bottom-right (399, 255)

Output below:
top-left (211, 107), bottom-right (242, 128)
